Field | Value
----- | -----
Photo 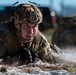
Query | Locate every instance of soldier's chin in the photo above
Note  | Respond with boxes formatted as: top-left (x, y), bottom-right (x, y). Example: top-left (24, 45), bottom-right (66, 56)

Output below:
top-left (22, 38), bottom-right (33, 43)
top-left (25, 39), bottom-right (32, 42)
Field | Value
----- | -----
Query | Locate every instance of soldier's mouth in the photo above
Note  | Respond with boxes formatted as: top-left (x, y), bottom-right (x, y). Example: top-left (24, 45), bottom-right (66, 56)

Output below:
top-left (26, 36), bottom-right (33, 38)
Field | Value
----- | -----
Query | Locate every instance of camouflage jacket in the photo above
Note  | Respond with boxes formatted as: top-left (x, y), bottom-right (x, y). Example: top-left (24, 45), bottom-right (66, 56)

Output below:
top-left (52, 27), bottom-right (76, 50)
top-left (0, 21), bottom-right (55, 63)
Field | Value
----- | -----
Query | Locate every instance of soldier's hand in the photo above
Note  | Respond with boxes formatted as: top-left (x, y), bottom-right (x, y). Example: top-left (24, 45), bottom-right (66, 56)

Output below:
top-left (19, 47), bottom-right (32, 64)
top-left (28, 48), bottom-right (38, 62)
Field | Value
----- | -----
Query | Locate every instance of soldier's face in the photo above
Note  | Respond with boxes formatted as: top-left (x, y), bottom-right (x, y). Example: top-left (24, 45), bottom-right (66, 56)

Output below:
top-left (14, 20), bottom-right (38, 42)
top-left (14, 20), bottom-right (39, 42)
top-left (21, 22), bottom-right (38, 42)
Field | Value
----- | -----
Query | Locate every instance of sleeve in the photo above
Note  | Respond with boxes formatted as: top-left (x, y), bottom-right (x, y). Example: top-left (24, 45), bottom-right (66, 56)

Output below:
top-left (39, 42), bottom-right (55, 63)
top-left (37, 31), bottom-right (63, 64)
top-left (37, 33), bottom-right (55, 63)
top-left (0, 29), bottom-right (11, 58)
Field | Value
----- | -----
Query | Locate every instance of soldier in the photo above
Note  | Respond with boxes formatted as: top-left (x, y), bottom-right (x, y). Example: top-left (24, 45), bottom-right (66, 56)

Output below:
top-left (0, 3), bottom-right (64, 65)
top-left (0, 3), bottom-right (52, 64)
top-left (52, 14), bottom-right (76, 50)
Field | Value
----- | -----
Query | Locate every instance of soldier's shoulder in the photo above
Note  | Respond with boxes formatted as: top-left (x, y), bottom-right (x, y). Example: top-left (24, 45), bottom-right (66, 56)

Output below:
top-left (0, 21), bottom-right (9, 28)
top-left (0, 21), bottom-right (13, 36)
top-left (36, 31), bottom-right (48, 43)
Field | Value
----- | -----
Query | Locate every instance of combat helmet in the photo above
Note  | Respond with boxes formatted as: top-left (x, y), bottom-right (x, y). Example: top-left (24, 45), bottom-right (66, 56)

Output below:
top-left (12, 3), bottom-right (43, 24)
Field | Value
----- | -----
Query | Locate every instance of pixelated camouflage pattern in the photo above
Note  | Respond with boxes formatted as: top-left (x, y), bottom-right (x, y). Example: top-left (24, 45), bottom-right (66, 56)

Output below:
top-left (0, 21), bottom-right (54, 63)
top-left (52, 14), bottom-right (76, 50)
top-left (12, 3), bottom-right (42, 24)
top-left (52, 28), bottom-right (76, 50)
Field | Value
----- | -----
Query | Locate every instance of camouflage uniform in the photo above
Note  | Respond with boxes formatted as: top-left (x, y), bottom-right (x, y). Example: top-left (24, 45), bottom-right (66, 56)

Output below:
top-left (0, 21), bottom-right (55, 63)
top-left (0, 3), bottom-right (62, 64)
top-left (52, 15), bottom-right (76, 50)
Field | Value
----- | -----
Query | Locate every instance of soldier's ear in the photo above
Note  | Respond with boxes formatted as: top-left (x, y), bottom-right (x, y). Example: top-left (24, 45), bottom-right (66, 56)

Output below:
top-left (14, 20), bottom-right (19, 29)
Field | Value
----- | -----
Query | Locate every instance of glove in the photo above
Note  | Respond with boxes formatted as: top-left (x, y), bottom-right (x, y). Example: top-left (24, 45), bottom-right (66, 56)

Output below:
top-left (28, 48), bottom-right (38, 62)
top-left (19, 47), bottom-right (32, 64)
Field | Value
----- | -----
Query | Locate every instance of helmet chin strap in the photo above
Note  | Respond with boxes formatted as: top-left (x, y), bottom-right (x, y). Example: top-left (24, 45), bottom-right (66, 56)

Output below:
top-left (17, 23), bottom-right (24, 43)
top-left (18, 23), bottom-right (22, 35)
